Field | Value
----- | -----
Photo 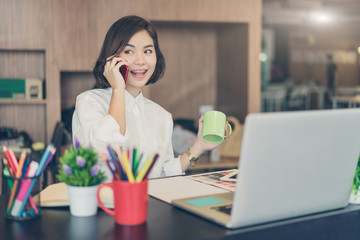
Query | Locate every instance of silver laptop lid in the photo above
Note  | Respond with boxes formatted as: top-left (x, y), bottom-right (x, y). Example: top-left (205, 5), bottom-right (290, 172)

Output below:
top-left (231, 109), bottom-right (360, 227)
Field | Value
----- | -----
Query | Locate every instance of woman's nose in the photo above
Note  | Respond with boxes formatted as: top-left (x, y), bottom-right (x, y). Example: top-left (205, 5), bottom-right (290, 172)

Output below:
top-left (134, 53), bottom-right (145, 65)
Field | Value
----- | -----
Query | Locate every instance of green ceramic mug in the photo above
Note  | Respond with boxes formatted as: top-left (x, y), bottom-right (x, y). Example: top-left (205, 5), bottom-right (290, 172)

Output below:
top-left (202, 111), bottom-right (232, 143)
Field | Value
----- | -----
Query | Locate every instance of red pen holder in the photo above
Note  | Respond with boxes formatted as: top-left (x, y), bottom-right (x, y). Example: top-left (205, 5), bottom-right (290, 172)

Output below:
top-left (97, 179), bottom-right (148, 226)
top-left (3, 174), bottom-right (41, 220)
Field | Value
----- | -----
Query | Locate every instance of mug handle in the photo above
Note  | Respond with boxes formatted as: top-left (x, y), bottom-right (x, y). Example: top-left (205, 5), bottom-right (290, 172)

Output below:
top-left (97, 183), bottom-right (115, 216)
top-left (225, 122), bottom-right (232, 138)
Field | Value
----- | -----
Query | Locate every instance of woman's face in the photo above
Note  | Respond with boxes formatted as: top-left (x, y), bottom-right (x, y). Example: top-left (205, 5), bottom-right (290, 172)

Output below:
top-left (119, 30), bottom-right (157, 92)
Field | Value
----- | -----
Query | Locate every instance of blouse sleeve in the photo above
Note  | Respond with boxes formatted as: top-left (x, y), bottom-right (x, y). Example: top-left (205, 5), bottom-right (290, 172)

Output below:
top-left (162, 114), bottom-right (184, 176)
top-left (72, 92), bottom-right (129, 153)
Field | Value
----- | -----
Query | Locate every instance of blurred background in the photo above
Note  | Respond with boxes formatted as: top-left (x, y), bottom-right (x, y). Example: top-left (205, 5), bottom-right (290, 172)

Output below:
top-left (261, 0), bottom-right (360, 112)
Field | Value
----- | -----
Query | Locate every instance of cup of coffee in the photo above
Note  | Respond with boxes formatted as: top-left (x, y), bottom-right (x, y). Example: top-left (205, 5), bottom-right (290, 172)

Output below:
top-left (97, 179), bottom-right (148, 226)
top-left (202, 110), bottom-right (232, 143)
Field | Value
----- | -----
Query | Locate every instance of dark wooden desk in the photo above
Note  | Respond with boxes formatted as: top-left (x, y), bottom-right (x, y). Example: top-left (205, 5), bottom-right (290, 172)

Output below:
top-left (2, 195), bottom-right (360, 240)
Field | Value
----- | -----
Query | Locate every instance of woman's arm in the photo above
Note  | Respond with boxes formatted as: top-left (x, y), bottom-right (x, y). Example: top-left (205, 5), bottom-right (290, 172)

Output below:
top-left (72, 91), bottom-right (129, 153)
top-left (179, 115), bottom-right (231, 172)
top-left (103, 56), bottom-right (127, 135)
top-left (108, 88), bottom-right (126, 135)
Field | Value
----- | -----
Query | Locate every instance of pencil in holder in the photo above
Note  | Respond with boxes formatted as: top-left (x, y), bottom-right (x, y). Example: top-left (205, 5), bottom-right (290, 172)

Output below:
top-left (3, 173), bottom-right (41, 220)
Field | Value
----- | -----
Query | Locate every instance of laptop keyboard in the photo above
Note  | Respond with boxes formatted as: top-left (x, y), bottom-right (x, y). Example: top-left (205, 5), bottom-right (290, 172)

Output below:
top-left (211, 204), bottom-right (232, 215)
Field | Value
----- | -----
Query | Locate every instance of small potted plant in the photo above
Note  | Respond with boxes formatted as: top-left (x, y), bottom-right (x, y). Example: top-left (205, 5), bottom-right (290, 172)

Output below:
top-left (57, 139), bottom-right (105, 216)
top-left (349, 154), bottom-right (360, 204)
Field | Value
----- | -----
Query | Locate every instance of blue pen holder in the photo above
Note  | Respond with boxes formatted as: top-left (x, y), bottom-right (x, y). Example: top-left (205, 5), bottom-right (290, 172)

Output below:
top-left (3, 174), bottom-right (41, 220)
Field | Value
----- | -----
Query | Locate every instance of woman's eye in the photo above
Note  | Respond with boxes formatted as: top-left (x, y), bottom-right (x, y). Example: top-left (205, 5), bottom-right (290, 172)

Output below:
top-left (124, 50), bottom-right (133, 54)
top-left (144, 49), bottom-right (153, 54)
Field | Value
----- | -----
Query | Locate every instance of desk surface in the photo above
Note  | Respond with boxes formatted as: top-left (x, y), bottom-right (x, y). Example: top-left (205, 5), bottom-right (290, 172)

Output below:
top-left (186, 155), bottom-right (238, 174)
top-left (2, 196), bottom-right (360, 240)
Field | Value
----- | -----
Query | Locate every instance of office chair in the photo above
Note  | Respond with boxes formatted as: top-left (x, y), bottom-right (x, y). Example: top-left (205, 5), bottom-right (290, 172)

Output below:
top-left (42, 121), bottom-right (72, 188)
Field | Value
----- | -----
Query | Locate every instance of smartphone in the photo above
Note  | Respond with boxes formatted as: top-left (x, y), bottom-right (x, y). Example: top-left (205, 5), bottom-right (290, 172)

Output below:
top-left (119, 65), bottom-right (129, 83)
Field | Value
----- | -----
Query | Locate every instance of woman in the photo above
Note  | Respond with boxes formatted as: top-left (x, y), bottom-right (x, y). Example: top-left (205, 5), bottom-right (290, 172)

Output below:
top-left (72, 15), bottom-right (230, 179)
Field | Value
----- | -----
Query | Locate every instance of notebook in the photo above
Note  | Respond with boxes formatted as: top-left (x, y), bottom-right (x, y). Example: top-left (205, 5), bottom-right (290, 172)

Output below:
top-left (172, 109), bottom-right (360, 228)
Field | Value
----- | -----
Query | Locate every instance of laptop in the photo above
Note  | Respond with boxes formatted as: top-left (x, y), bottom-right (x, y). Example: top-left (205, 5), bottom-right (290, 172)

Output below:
top-left (172, 109), bottom-right (360, 228)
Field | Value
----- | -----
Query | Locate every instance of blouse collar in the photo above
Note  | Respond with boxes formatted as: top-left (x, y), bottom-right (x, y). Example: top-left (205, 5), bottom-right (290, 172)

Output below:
top-left (124, 90), bottom-right (145, 115)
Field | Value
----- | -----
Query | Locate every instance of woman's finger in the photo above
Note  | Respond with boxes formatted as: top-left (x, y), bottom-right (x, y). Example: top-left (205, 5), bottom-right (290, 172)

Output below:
top-left (197, 115), bottom-right (204, 138)
top-left (224, 121), bottom-right (231, 140)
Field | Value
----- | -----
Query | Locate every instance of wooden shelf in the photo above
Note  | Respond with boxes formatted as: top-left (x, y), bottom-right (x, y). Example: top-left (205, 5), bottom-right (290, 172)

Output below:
top-left (0, 99), bottom-right (46, 105)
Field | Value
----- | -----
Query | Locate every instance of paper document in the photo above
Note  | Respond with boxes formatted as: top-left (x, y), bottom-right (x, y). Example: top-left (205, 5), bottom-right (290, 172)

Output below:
top-left (186, 169), bottom-right (238, 191)
top-left (148, 176), bottom-right (229, 204)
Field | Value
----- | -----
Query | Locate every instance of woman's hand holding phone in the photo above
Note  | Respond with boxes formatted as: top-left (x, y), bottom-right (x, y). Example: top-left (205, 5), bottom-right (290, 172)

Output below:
top-left (119, 65), bottom-right (129, 83)
top-left (103, 56), bottom-right (128, 90)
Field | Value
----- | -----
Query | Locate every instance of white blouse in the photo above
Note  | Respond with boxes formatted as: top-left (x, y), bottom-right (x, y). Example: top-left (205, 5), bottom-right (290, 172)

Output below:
top-left (72, 88), bottom-right (183, 179)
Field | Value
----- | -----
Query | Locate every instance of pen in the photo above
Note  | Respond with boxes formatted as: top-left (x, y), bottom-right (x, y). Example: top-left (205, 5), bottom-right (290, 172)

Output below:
top-left (36, 144), bottom-right (54, 176)
top-left (2, 158), bottom-right (14, 176)
top-left (3, 167), bottom-right (13, 189)
top-left (43, 147), bottom-right (56, 170)
top-left (16, 145), bottom-right (56, 216)
top-left (21, 158), bottom-right (30, 177)
top-left (3, 146), bottom-right (16, 173)
top-left (8, 147), bottom-right (19, 170)
top-left (11, 161), bottom-right (39, 216)
top-left (6, 150), bottom-right (27, 211)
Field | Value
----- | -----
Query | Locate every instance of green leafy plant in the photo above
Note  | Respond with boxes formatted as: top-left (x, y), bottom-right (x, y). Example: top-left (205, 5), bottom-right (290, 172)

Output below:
top-left (57, 140), bottom-right (105, 186)
top-left (352, 154), bottom-right (360, 195)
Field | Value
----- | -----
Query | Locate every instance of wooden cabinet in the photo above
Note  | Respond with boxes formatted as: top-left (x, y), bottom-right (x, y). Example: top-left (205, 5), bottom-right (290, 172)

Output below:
top-left (0, 49), bottom-right (47, 142)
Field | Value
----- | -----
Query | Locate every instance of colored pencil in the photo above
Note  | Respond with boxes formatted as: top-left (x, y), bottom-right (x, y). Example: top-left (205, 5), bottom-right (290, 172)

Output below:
top-left (121, 148), bottom-right (135, 182)
top-left (107, 147), bottom-right (121, 180)
top-left (113, 147), bottom-right (127, 181)
top-left (135, 153), bottom-right (144, 174)
top-left (132, 147), bottom-right (138, 176)
top-left (135, 156), bottom-right (154, 182)
top-left (143, 153), bottom-right (159, 180)
top-left (99, 152), bottom-right (117, 179)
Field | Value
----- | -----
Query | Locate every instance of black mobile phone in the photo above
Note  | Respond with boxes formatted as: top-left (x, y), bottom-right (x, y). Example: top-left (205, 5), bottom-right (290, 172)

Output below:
top-left (120, 65), bottom-right (129, 83)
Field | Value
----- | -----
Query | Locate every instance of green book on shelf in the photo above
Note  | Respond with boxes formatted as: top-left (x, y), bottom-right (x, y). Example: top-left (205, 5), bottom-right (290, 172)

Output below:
top-left (0, 78), bottom-right (26, 99)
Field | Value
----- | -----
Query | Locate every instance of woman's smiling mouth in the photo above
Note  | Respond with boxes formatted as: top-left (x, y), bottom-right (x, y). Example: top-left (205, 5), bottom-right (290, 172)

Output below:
top-left (130, 69), bottom-right (148, 78)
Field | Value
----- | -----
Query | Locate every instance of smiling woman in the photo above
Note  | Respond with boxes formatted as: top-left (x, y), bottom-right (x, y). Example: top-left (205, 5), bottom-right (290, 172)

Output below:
top-left (71, 15), bottom-right (231, 181)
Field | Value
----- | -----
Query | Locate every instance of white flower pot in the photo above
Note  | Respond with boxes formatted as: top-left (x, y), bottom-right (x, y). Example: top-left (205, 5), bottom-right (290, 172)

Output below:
top-left (67, 185), bottom-right (99, 217)
top-left (349, 188), bottom-right (360, 204)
